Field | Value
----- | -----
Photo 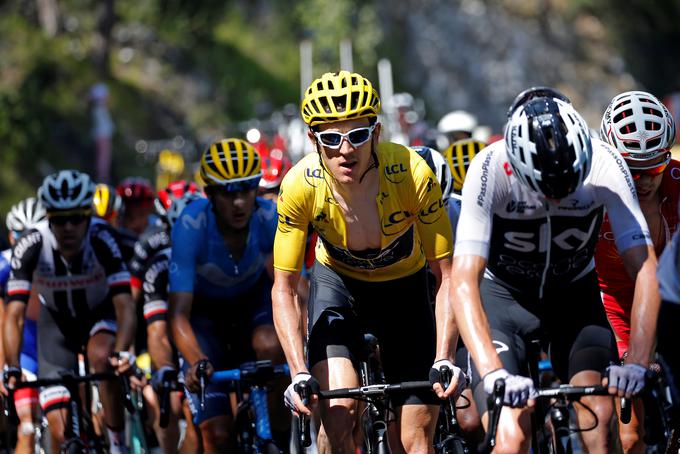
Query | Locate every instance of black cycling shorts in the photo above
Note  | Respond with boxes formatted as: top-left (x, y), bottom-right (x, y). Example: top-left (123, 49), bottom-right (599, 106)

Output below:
top-left (469, 271), bottom-right (617, 413)
top-left (37, 301), bottom-right (117, 413)
top-left (307, 261), bottom-right (438, 407)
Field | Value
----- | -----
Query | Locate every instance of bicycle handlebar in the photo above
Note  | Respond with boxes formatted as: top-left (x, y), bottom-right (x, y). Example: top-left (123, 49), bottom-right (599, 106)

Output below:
top-left (317, 380), bottom-right (433, 399)
top-left (478, 380), bottom-right (611, 454)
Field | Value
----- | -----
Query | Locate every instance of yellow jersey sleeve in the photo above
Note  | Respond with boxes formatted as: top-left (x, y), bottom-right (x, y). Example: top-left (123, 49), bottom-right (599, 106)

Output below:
top-left (411, 153), bottom-right (454, 261)
top-left (273, 166), bottom-right (310, 273)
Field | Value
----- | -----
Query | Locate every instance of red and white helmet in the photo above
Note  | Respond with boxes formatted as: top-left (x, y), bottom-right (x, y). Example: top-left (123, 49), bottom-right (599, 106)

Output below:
top-left (154, 180), bottom-right (200, 218)
top-left (600, 91), bottom-right (676, 162)
top-left (259, 148), bottom-right (292, 190)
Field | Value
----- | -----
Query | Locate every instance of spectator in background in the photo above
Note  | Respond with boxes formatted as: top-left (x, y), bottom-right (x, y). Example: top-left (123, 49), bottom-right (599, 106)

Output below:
top-left (437, 110), bottom-right (476, 150)
top-left (90, 83), bottom-right (115, 183)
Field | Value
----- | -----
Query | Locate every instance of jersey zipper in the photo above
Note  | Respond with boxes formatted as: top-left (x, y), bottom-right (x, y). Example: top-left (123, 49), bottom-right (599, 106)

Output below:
top-left (539, 203), bottom-right (552, 299)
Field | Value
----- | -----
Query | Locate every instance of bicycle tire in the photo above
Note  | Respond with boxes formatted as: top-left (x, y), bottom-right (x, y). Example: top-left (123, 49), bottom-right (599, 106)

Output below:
top-left (261, 441), bottom-right (282, 454)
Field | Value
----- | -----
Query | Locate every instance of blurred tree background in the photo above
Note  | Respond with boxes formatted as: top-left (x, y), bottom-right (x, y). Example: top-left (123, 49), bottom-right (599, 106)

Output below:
top-left (0, 0), bottom-right (678, 219)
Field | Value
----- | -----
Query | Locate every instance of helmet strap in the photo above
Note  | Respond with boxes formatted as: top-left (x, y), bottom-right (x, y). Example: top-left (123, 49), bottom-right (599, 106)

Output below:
top-left (359, 140), bottom-right (379, 184)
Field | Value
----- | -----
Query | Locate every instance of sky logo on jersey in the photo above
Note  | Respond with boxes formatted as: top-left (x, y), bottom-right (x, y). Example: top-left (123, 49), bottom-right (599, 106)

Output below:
top-left (384, 162), bottom-right (408, 184)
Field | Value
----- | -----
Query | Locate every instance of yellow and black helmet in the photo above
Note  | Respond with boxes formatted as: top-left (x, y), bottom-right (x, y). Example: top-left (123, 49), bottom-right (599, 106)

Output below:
top-left (444, 139), bottom-right (486, 192)
top-left (199, 138), bottom-right (262, 190)
top-left (93, 183), bottom-right (121, 222)
top-left (301, 71), bottom-right (381, 127)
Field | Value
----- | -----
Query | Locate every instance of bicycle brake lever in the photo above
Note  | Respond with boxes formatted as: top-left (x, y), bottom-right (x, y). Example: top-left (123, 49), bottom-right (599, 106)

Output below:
top-left (295, 381), bottom-right (312, 448)
top-left (197, 360), bottom-right (208, 412)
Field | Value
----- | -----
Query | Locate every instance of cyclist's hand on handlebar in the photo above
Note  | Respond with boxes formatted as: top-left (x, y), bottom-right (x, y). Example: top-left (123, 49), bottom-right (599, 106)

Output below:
top-left (605, 364), bottom-right (646, 398)
top-left (185, 359), bottom-right (213, 393)
top-left (151, 365), bottom-right (178, 393)
top-left (483, 368), bottom-right (535, 408)
top-left (110, 351), bottom-right (135, 375)
top-left (2, 366), bottom-right (23, 395)
top-left (285, 372), bottom-right (319, 416)
top-left (430, 359), bottom-right (467, 399)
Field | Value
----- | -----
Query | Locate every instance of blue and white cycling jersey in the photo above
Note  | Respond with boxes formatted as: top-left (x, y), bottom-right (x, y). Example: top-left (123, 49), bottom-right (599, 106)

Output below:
top-left (169, 197), bottom-right (277, 300)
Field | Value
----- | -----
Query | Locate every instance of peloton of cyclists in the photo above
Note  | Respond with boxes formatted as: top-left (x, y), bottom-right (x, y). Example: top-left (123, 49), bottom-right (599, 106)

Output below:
top-left (3, 170), bottom-right (136, 454)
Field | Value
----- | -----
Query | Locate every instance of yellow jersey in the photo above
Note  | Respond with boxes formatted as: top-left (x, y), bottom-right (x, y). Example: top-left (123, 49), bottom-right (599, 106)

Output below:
top-left (274, 142), bottom-right (453, 282)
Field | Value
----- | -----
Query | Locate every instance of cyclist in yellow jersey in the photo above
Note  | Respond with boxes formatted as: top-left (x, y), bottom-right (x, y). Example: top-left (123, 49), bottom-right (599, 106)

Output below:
top-left (273, 71), bottom-right (465, 453)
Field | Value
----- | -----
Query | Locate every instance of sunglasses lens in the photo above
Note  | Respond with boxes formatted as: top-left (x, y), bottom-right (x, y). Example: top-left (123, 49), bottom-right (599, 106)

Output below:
top-left (50, 214), bottom-right (87, 226)
top-left (631, 163), bottom-right (668, 180)
top-left (348, 128), bottom-right (370, 145)
top-left (319, 133), bottom-right (342, 147)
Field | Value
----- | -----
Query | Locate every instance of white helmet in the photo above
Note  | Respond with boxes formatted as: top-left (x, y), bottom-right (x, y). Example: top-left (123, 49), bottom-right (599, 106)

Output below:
top-left (412, 146), bottom-right (454, 199)
top-left (6, 197), bottom-right (46, 232)
top-left (38, 170), bottom-right (96, 212)
top-left (600, 91), bottom-right (676, 162)
top-left (437, 110), bottom-right (477, 135)
top-left (505, 96), bottom-right (592, 199)
top-left (166, 191), bottom-right (204, 227)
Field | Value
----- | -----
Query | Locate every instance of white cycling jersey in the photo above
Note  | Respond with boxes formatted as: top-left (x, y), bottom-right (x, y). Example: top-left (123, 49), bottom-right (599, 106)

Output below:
top-left (454, 138), bottom-right (651, 297)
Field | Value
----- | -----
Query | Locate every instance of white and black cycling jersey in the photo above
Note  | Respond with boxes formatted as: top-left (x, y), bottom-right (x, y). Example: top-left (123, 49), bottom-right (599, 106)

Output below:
top-left (454, 138), bottom-right (651, 297)
top-left (7, 218), bottom-right (131, 315)
top-left (142, 247), bottom-right (170, 325)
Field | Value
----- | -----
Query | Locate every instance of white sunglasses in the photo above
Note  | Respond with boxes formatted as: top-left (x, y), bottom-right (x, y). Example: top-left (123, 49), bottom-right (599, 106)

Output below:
top-left (314, 125), bottom-right (376, 150)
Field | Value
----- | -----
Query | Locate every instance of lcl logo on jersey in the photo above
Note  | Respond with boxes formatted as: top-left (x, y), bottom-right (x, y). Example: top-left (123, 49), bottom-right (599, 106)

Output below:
top-left (303, 167), bottom-right (324, 187)
top-left (503, 216), bottom-right (599, 252)
top-left (384, 163), bottom-right (408, 183)
top-left (382, 210), bottom-right (412, 234)
top-left (419, 199), bottom-right (444, 225)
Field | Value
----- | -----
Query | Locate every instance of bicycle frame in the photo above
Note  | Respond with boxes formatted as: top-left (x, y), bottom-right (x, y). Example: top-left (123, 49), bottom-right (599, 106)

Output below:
top-left (206, 361), bottom-right (289, 451)
top-left (6, 372), bottom-right (124, 453)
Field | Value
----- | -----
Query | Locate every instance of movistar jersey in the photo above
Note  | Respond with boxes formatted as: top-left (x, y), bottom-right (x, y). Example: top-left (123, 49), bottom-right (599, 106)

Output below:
top-left (169, 197), bottom-right (277, 299)
top-left (455, 138), bottom-right (651, 298)
top-left (274, 142), bottom-right (453, 282)
top-left (0, 249), bottom-right (10, 295)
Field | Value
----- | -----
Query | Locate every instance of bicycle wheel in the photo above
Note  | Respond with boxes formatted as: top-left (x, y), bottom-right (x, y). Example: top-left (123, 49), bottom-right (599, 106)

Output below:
top-left (261, 441), bottom-right (282, 454)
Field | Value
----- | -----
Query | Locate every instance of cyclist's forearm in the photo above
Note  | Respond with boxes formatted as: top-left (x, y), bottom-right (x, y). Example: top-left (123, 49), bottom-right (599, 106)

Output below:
top-left (451, 256), bottom-right (502, 376)
top-left (627, 250), bottom-right (660, 366)
top-left (171, 313), bottom-right (205, 366)
top-left (273, 285), bottom-right (306, 375)
top-left (3, 301), bottom-right (25, 367)
top-left (434, 271), bottom-right (457, 361)
top-left (0, 300), bottom-right (6, 368)
top-left (148, 322), bottom-right (175, 369)
top-left (112, 293), bottom-right (137, 351)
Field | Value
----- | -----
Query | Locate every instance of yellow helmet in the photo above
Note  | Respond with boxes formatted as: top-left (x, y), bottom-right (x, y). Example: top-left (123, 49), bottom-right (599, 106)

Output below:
top-left (444, 139), bottom-right (486, 192)
top-left (301, 71), bottom-right (381, 127)
top-left (93, 183), bottom-right (121, 222)
top-left (199, 138), bottom-right (262, 190)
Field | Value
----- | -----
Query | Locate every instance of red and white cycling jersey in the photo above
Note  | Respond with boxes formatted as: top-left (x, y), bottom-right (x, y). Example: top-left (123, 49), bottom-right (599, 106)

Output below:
top-left (596, 159), bottom-right (680, 357)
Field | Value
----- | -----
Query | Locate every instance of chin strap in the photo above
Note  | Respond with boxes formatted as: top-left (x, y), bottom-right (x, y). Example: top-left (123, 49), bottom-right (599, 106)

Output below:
top-left (359, 141), bottom-right (379, 183)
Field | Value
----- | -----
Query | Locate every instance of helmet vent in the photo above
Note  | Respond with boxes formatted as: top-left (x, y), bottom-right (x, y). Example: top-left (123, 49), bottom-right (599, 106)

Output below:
top-left (623, 140), bottom-right (641, 150)
top-left (647, 137), bottom-right (661, 149)
top-left (646, 120), bottom-right (661, 131)
top-left (614, 109), bottom-right (633, 123)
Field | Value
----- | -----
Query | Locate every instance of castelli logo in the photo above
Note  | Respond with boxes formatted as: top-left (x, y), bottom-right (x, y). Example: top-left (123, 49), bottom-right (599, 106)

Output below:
top-left (504, 162), bottom-right (513, 176)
